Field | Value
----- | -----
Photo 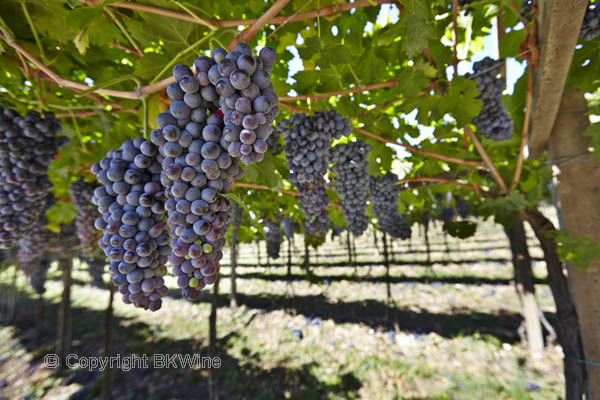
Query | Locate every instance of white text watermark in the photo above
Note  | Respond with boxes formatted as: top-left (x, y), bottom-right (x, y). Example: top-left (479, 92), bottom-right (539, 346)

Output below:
top-left (43, 353), bottom-right (221, 371)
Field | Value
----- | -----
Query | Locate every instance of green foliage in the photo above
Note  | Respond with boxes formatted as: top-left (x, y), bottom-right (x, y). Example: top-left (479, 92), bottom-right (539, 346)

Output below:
top-left (443, 220), bottom-right (477, 239)
top-left (583, 122), bottom-right (600, 162)
top-left (479, 192), bottom-right (528, 227)
top-left (438, 77), bottom-right (482, 127)
top-left (0, 0), bottom-right (588, 255)
top-left (399, 0), bottom-right (434, 57)
top-left (551, 231), bottom-right (600, 271)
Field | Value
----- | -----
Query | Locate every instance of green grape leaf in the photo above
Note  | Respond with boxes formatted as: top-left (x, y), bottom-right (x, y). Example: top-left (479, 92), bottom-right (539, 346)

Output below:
top-left (438, 77), bottom-right (482, 127)
top-left (74, 28), bottom-right (90, 56)
top-left (583, 122), bottom-right (600, 162)
top-left (551, 231), bottom-right (600, 271)
top-left (400, 0), bottom-right (433, 57)
top-left (46, 202), bottom-right (77, 233)
top-left (316, 44), bottom-right (353, 68)
top-left (443, 220), bottom-right (477, 239)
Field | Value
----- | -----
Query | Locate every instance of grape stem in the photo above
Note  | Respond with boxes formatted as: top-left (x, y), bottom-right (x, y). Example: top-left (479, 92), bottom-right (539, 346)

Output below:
top-left (149, 32), bottom-right (216, 84)
top-left (20, 0), bottom-right (45, 61)
top-left (172, 1), bottom-right (219, 31)
top-left (103, 6), bottom-right (143, 56)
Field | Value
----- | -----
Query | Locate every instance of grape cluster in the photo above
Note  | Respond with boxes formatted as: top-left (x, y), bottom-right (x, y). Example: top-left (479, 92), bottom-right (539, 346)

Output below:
top-left (264, 220), bottom-right (282, 259)
top-left (330, 141), bottom-right (371, 235)
top-left (162, 44), bottom-right (280, 166)
top-left (369, 173), bottom-right (411, 240)
top-left (0, 108), bottom-right (67, 248)
top-left (17, 193), bottom-right (56, 277)
top-left (277, 111), bottom-right (351, 237)
top-left (440, 207), bottom-right (455, 222)
top-left (520, 0), bottom-right (536, 21)
top-left (85, 255), bottom-right (106, 288)
top-left (581, 2), bottom-right (600, 41)
top-left (266, 131), bottom-right (283, 155)
top-left (522, 0), bottom-right (599, 39)
top-left (91, 138), bottom-right (170, 311)
top-left (69, 179), bottom-right (102, 255)
top-left (17, 222), bottom-right (53, 276)
top-left (30, 256), bottom-right (50, 295)
top-left (231, 205), bottom-right (243, 234)
top-left (154, 44), bottom-right (278, 300)
top-left (456, 199), bottom-right (469, 219)
top-left (283, 218), bottom-right (294, 239)
top-left (465, 57), bottom-right (514, 141)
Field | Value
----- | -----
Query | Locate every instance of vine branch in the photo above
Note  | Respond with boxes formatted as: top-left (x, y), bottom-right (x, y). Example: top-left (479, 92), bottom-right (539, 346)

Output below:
top-left (464, 125), bottom-right (508, 192)
top-left (55, 109), bottom-right (137, 119)
top-left (356, 97), bottom-right (405, 119)
top-left (353, 126), bottom-right (484, 167)
top-left (99, 0), bottom-right (394, 29)
top-left (279, 80), bottom-right (398, 102)
top-left (278, 102), bottom-right (485, 168)
top-left (509, 65), bottom-right (534, 191)
top-left (398, 177), bottom-right (484, 197)
top-left (228, 0), bottom-right (292, 50)
top-left (452, 0), bottom-right (459, 74)
top-left (232, 182), bottom-right (299, 196)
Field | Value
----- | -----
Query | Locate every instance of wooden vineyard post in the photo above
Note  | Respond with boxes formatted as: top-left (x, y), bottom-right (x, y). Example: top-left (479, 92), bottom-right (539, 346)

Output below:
top-left (546, 88), bottom-right (600, 397)
top-left (287, 237), bottom-right (292, 286)
top-left (424, 224), bottom-right (432, 266)
top-left (256, 240), bottom-right (261, 266)
top-left (57, 255), bottom-right (72, 368)
top-left (103, 285), bottom-right (115, 400)
top-left (36, 292), bottom-right (43, 345)
top-left (504, 219), bottom-right (544, 353)
top-left (303, 236), bottom-right (310, 276)
top-left (8, 264), bottom-right (17, 324)
top-left (209, 277), bottom-right (220, 400)
top-left (352, 234), bottom-right (357, 265)
top-left (347, 230), bottom-right (355, 272)
top-left (383, 232), bottom-right (392, 322)
top-left (35, 256), bottom-right (50, 345)
top-left (230, 229), bottom-right (238, 309)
